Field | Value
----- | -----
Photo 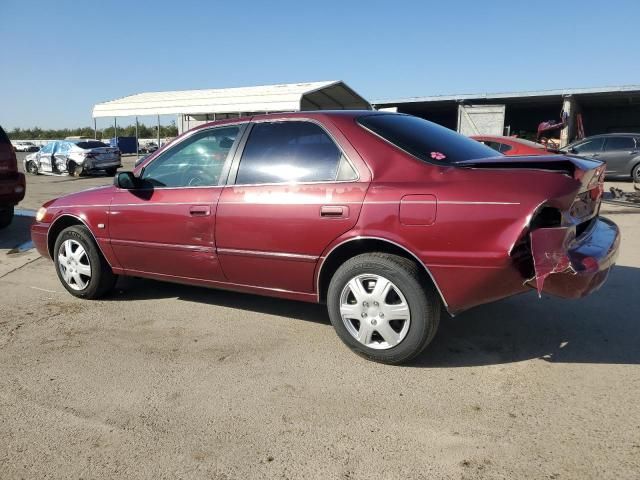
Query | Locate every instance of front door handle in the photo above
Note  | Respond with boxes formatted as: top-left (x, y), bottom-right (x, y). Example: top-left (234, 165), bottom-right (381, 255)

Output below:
top-left (320, 205), bottom-right (348, 218)
top-left (189, 205), bottom-right (210, 216)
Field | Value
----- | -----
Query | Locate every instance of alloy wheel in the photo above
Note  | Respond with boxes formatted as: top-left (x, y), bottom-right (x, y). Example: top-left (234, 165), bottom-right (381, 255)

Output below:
top-left (339, 274), bottom-right (411, 350)
top-left (57, 239), bottom-right (92, 290)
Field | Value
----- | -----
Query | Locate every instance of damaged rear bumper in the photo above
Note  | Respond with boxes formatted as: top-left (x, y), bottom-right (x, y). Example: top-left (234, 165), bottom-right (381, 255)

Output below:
top-left (529, 217), bottom-right (620, 298)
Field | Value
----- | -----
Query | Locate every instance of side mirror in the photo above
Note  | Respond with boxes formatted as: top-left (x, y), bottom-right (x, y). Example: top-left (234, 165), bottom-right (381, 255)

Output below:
top-left (114, 171), bottom-right (138, 189)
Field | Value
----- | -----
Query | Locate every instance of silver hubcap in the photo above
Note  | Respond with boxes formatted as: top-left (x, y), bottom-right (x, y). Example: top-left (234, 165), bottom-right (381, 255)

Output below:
top-left (57, 239), bottom-right (91, 290)
top-left (340, 274), bottom-right (411, 350)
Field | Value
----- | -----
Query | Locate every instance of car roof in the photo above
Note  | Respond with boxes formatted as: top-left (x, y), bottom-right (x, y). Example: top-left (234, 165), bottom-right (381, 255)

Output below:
top-left (578, 133), bottom-right (640, 139)
top-left (187, 110), bottom-right (386, 132)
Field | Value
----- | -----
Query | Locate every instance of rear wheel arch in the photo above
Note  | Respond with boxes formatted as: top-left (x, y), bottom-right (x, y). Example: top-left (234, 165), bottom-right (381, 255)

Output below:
top-left (317, 237), bottom-right (448, 309)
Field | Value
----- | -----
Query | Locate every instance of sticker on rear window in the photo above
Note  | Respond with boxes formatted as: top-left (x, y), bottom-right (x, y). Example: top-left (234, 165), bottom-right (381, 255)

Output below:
top-left (430, 151), bottom-right (446, 160)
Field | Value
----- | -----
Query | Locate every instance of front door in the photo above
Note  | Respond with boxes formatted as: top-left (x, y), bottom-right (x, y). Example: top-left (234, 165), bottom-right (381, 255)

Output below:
top-left (108, 124), bottom-right (244, 282)
top-left (216, 120), bottom-right (368, 293)
top-left (36, 142), bottom-right (55, 173)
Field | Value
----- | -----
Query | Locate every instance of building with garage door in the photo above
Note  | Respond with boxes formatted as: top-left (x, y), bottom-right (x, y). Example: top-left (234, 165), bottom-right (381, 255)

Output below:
top-left (373, 85), bottom-right (640, 147)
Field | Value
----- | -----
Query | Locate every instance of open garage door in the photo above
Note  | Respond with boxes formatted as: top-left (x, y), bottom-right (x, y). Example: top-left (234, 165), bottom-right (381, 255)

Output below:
top-left (457, 104), bottom-right (505, 136)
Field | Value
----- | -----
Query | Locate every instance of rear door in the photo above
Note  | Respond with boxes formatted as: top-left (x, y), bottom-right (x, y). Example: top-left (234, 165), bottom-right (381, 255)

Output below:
top-left (600, 136), bottom-right (638, 176)
top-left (108, 124), bottom-right (244, 281)
top-left (216, 119), bottom-right (368, 294)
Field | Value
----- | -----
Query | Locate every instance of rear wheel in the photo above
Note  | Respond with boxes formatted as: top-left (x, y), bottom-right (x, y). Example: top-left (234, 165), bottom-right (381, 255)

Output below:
top-left (0, 206), bottom-right (14, 229)
top-left (68, 161), bottom-right (84, 177)
top-left (105, 167), bottom-right (118, 176)
top-left (327, 252), bottom-right (440, 364)
top-left (632, 163), bottom-right (640, 183)
top-left (54, 225), bottom-right (117, 299)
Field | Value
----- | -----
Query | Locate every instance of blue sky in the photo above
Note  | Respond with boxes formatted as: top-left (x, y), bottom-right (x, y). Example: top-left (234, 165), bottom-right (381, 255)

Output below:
top-left (2, 0), bottom-right (639, 129)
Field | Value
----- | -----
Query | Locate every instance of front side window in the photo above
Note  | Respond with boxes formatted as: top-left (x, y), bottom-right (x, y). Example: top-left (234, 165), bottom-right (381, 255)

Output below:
top-left (235, 121), bottom-right (355, 184)
top-left (358, 114), bottom-right (499, 163)
top-left (604, 136), bottom-right (635, 151)
top-left (572, 138), bottom-right (604, 153)
top-left (141, 126), bottom-right (240, 187)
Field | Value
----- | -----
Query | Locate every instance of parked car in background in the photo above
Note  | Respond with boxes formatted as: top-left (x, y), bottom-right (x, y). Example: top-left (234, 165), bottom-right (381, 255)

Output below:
top-left (24, 139), bottom-right (121, 176)
top-left (31, 112), bottom-right (619, 364)
top-left (472, 135), bottom-right (556, 156)
top-left (139, 142), bottom-right (158, 154)
top-left (563, 133), bottom-right (640, 181)
top-left (13, 141), bottom-right (39, 152)
top-left (0, 126), bottom-right (26, 228)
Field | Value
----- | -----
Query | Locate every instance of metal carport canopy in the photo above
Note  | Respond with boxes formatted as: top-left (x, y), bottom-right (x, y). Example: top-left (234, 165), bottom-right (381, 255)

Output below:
top-left (92, 80), bottom-right (371, 118)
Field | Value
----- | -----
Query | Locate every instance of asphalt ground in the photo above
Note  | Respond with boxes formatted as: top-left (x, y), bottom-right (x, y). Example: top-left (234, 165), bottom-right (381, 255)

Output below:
top-left (0, 152), bottom-right (638, 479)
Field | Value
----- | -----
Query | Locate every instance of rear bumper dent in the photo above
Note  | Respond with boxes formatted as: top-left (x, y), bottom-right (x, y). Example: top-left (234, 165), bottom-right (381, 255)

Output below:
top-left (529, 216), bottom-right (620, 298)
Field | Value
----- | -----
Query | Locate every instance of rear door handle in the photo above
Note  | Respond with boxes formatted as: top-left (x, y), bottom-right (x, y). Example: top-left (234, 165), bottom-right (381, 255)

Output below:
top-left (189, 205), bottom-right (210, 216)
top-left (320, 205), bottom-right (348, 218)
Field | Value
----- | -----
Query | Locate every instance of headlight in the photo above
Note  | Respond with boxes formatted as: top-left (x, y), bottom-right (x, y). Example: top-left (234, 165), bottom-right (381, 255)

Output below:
top-left (35, 207), bottom-right (47, 222)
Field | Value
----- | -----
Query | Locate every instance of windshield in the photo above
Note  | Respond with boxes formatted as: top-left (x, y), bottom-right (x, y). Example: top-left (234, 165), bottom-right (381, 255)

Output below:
top-left (358, 113), bottom-right (499, 163)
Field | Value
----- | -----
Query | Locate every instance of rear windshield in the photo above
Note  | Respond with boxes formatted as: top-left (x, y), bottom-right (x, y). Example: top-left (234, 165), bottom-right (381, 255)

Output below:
top-left (357, 114), bottom-right (499, 163)
top-left (0, 126), bottom-right (10, 145)
top-left (75, 141), bottom-right (107, 149)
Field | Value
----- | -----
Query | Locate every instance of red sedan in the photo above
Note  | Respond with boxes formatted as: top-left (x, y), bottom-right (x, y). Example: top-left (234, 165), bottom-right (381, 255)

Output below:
top-left (31, 112), bottom-right (619, 364)
top-left (472, 135), bottom-right (556, 156)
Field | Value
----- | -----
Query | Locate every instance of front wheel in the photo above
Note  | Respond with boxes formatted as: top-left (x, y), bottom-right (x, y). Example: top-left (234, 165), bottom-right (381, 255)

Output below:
top-left (26, 160), bottom-right (39, 175)
top-left (54, 225), bottom-right (117, 299)
top-left (327, 253), bottom-right (441, 364)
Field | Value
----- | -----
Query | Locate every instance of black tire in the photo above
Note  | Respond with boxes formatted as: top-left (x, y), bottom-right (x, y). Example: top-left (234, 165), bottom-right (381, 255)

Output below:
top-left (327, 252), bottom-right (441, 364)
top-left (632, 163), bottom-right (640, 183)
top-left (53, 225), bottom-right (117, 299)
top-left (68, 161), bottom-right (84, 177)
top-left (0, 206), bottom-right (14, 229)
top-left (105, 167), bottom-right (118, 176)
top-left (26, 160), bottom-right (39, 175)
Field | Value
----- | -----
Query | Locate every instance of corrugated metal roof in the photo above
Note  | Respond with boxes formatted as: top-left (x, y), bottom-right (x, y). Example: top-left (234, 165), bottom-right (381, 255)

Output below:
top-left (373, 84), bottom-right (640, 105)
top-left (92, 81), bottom-right (370, 118)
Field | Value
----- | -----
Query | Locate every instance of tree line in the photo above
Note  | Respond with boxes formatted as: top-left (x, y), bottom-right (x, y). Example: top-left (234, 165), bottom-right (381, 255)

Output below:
top-left (8, 122), bottom-right (179, 140)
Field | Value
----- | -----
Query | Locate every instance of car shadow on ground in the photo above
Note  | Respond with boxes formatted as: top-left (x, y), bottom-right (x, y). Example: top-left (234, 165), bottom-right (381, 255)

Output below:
top-left (0, 216), bottom-right (34, 250)
top-left (111, 276), bottom-right (330, 325)
top-left (110, 265), bottom-right (640, 367)
top-left (413, 265), bottom-right (640, 368)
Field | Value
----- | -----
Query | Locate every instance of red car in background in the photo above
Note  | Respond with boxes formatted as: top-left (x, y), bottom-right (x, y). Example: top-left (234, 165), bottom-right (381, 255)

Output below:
top-left (0, 125), bottom-right (26, 228)
top-left (31, 112), bottom-right (619, 364)
top-left (472, 135), bottom-right (556, 156)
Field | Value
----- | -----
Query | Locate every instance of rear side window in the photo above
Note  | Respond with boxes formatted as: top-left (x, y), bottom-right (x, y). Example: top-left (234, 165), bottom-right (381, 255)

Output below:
top-left (236, 121), bottom-right (354, 184)
top-left (358, 114), bottom-right (499, 163)
top-left (604, 137), bottom-right (635, 151)
top-left (480, 140), bottom-right (501, 152)
top-left (499, 143), bottom-right (513, 153)
top-left (0, 126), bottom-right (10, 145)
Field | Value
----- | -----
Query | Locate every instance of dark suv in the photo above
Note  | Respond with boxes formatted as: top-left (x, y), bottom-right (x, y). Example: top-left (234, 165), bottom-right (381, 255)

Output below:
top-left (564, 133), bottom-right (640, 181)
top-left (0, 126), bottom-right (26, 228)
